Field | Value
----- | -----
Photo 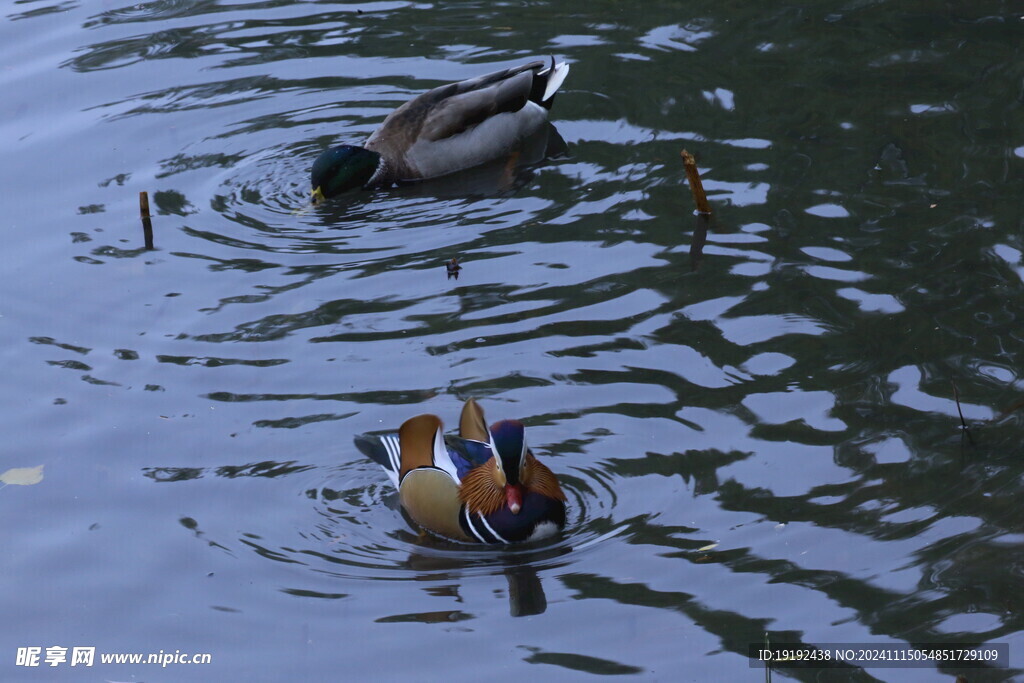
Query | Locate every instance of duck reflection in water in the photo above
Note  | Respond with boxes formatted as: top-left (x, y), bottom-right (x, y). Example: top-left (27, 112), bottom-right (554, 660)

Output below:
top-left (398, 550), bottom-right (557, 618)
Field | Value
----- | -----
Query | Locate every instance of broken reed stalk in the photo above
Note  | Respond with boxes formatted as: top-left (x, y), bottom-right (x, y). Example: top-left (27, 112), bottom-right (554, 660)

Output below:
top-left (139, 191), bottom-right (154, 250)
top-left (682, 150), bottom-right (712, 270)
top-left (681, 149), bottom-right (712, 215)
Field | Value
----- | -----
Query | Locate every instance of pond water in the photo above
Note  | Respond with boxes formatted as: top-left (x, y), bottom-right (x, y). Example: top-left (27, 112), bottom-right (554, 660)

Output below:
top-left (3, 1), bottom-right (1023, 681)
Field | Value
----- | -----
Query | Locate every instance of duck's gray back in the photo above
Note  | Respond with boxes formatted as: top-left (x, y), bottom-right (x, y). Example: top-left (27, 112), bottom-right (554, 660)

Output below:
top-left (365, 61), bottom-right (548, 182)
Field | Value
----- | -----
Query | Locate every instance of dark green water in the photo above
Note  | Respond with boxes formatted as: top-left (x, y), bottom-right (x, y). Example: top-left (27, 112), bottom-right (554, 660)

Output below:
top-left (3, 1), bottom-right (1023, 681)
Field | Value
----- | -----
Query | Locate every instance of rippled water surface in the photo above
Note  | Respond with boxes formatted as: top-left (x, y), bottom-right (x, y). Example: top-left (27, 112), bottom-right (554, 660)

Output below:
top-left (4, 1), bottom-right (1024, 680)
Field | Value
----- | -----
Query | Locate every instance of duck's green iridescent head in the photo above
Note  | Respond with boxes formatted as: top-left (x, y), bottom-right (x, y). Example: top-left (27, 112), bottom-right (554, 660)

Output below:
top-left (310, 145), bottom-right (381, 202)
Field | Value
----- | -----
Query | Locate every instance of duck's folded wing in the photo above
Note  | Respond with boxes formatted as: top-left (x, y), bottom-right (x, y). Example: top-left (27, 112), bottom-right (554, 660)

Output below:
top-left (417, 65), bottom-right (540, 142)
top-left (368, 62), bottom-right (543, 148)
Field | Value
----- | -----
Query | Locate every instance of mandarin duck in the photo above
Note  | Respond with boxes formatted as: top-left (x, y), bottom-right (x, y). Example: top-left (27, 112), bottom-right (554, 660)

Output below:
top-left (354, 399), bottom-right (566, 544)
top-left (311, 58), bottom-right (570, 201)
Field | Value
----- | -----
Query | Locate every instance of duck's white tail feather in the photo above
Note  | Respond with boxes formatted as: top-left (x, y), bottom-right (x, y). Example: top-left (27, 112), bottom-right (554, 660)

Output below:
top-left (541, 61), bottom-right (570, 103)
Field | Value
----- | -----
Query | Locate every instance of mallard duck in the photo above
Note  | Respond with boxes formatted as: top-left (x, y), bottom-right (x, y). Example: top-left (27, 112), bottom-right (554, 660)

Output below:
top-left (311, 58), bottom-right (570, 201)
top-left (354, 398), bottom-right (567, 543)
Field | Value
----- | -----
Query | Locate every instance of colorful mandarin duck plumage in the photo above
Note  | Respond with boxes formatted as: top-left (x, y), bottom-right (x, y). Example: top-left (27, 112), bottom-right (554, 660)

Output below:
top-left (354, 399), bottom-right (566, 544)
top-left (310, 58), bottom-right (570, 201)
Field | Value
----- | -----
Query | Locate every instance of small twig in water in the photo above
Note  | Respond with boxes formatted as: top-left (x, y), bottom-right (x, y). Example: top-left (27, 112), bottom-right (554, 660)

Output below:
top-left (680, 149), bottom-right (712, 215)
top-left (680, 150), bottom-right (713, 271)
top-left (951, 380), bottom-right (968, 430)
top-left (446, 257), bottom-right (462, 280)
top-left (139, 191), bottom-right (154, 250)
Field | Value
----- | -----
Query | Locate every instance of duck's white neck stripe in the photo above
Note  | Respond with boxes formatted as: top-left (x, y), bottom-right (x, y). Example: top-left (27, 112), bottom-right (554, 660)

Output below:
top-left (365, 157), bottom-right (388, 188)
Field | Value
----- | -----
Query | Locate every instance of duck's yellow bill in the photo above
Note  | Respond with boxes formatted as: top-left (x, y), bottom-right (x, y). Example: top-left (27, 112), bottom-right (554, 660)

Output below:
top-left (311, 186), bottom-right (326, 204)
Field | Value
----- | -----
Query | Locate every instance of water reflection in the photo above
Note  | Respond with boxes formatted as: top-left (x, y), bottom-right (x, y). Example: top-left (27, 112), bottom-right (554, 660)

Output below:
top-left (5, 0), bottom-right (1024, 679)
top-left (139, 446), bottom-right (649, 621)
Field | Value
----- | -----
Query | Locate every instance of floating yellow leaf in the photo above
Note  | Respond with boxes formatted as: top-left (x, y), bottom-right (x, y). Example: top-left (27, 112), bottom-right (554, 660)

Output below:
top-left (0, 465), bottom-right (44, 486)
